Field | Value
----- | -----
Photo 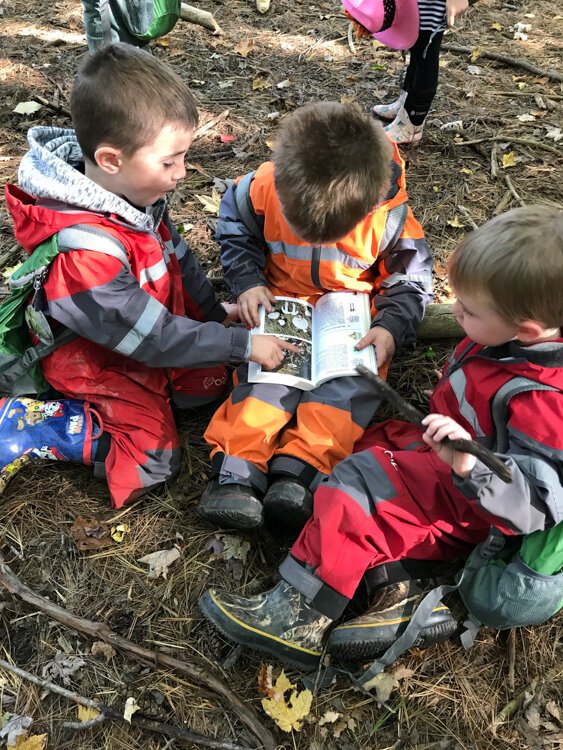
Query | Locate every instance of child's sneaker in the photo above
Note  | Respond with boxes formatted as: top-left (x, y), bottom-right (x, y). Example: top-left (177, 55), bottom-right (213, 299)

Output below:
top-left (0, 397), bottom-right (99, 494)
top-left (372, 90), bottom-right (407, 122)
top-left (384, 105), bottom-right (424, 145)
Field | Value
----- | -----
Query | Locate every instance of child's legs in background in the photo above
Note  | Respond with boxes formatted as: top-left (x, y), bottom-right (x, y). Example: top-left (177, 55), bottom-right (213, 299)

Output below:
top-left (204, 364), bottom-right (303, 494)
top-left (403, 29), bottom-right (445, 125)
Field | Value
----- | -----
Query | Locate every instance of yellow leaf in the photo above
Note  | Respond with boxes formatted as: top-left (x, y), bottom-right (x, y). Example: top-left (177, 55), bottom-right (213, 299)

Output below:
top-left (447, 216), bottom-right (464, 228)
top-left (502, 151), bottom-right (516, 168)
top-left (438, 59), bottom-right (449, 68)
top-left (77, 705), bottom-right (101, 723)
top-left (14, 735), bottom-right (47, 750)
top-left (459, 167), bottom-right (473, 175)
top-left (490, 22), bottom-right (502, 31)
top-left (265, 139), bottom-right (275, 150)
top-left (515, 81), bottom-right (526, 90)
top-left (1, 263), bottom-right (22, 281)
top-left (260, 671), bottom-right (313, 732)
top-left (195, 189), bottom-right (222, 215)
top-left (252, 77), bottom-right (271, 90)
top-left (154, 36), bottom-right (170, 47)
top-left (234, 39), bottom-right (254, 57)
top-left (470, 47), bottom-right (482, 62)
top-left (110, 523), bottom-right (130, 543)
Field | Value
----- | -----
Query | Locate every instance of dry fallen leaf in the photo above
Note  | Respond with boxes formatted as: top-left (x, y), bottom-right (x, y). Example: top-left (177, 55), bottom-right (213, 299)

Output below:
top-left (70, 517), bottom-right (114, 551)
top-left (13, 101), bottom-right (42, 115)
top-left (195, 189), bottom-right (222, 216)
top-left (0, 714), bottom-right (33, 746)
top-left (234, 39), bottom-right (254, 57)
top-left (14, 734), bottom-right (47, 750)
top-left (447, 216), bottom-right (464, 228)
top-left (261, 671), bottom-right (313, 732)
top-left (110, 523), bottom-right (130, 543)
top-left (502, 151), bottom-right (517, 168)
top-left (77, 705), bottom-right (101, 723)
top-left (318, 710), bottom-right (342, 726)
top-left (252, 77), bottom-right (272, 90)
top-left (123, 697), bottom-right (140, 724)
top-left (491, 22), bottom-right (503, 30)
top-left (138, 547), bottom-right (181, 579)
top-left (91, 641), bottom-right (116, 662)
top-left (361, 671), bottom-right (396, 702)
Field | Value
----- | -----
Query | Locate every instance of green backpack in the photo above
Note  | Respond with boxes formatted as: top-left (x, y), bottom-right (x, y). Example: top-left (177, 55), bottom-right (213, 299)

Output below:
top-left (82, 0), bottom-right (181, 50)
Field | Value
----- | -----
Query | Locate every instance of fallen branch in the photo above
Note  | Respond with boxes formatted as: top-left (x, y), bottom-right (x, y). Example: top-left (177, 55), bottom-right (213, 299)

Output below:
top-left (347, 21), bottom-right (356, 54)
top-left (457, 204), bottom-right (479, 231)
top-left (356, 365), bottom-right (513, 483)
top-left (492, 91), bottom-right (563, 101)
top-left (179, 3), bottom-right (223, 34)
top-left (0, 555), bottom-right (277, 750)
top-left (442, 43), bottom-right (563, 83)
top-left (454, 135), bottom-right (562, 158)
top-left (417, 302), bottom-right (464, 339)
top-left (0, 657), bottom-right (249, 750)
top-left (31, 95), bottom-right (70, 118)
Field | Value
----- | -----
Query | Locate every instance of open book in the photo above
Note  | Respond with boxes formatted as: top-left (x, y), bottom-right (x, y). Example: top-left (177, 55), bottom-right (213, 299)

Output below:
top-left (248, 291), bottom-right (377, 391)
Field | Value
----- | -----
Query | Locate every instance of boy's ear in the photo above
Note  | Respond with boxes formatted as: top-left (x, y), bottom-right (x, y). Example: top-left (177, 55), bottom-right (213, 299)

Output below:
top-left (94, 145), bottom-right (124, 175)
top-left (515, 319), bottom-right (548, 343)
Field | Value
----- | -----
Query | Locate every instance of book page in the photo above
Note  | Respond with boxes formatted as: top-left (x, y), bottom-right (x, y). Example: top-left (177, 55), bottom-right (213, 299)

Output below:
top-left (312, 292), bottom-right (377, 385)
top-left (247, 297), bottom-right (316, 390)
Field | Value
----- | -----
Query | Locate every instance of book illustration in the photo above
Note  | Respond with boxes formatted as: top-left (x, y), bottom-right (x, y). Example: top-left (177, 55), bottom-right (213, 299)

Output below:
top-left (248, 292), bottom-right (376, 391)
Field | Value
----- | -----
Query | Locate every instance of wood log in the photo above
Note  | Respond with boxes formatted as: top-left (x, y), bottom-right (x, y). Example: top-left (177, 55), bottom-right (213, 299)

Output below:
top-left (179, 3), bottom-right (223, 34)
top-left (417, 303), bottom-right (464, 340)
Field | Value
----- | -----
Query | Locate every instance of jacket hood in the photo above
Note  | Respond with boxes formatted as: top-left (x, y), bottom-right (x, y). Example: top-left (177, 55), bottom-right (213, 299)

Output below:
top-left (472, 338), bottom-right (563, 391)
top-left (7, 126), bottom-right (161, 251)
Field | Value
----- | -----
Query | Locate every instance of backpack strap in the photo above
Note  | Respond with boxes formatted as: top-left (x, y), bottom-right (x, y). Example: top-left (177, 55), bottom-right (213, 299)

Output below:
top-left (233, 171), bottom-right (262, 239)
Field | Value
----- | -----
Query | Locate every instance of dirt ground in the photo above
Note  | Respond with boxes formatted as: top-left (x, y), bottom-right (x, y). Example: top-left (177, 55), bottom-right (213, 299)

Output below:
top-left (0, 0), bottom-right (562, 748)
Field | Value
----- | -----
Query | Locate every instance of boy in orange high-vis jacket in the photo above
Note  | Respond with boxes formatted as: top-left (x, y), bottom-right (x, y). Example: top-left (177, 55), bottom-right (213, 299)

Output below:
top-left (198, 102), bottom-right (433, 530)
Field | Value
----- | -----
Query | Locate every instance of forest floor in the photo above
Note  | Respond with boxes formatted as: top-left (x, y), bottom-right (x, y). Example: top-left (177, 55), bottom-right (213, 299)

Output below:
top-left (0, 0), bottom-right (562, 748)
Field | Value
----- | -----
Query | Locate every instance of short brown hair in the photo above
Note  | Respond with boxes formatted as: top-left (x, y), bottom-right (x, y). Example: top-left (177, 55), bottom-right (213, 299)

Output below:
top-left (71, 43), bottom-right (199, 163)
top-left (448, 205), bottom-right (563, 327)
top-left (273, 101), bottom-right (392, 244)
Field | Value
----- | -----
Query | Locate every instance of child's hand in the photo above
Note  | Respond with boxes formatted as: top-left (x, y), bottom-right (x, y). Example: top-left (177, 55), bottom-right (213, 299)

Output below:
top-left (237, 286), bottom-right (277, 328)
top-left (221, 302), bottom-right (241, 326)
top-left (250, 334), bottom-right (300, 370)
top-left (446, 0), bottom-right (469, 26)
top-left (355, 327), bottom-right (396, 369)
top-left (421, 413), bottom-right (476, 477)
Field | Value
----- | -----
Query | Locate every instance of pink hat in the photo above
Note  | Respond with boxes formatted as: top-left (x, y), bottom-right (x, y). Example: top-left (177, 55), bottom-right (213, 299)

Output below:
top-left (342, 0), bottom-right (419, 50)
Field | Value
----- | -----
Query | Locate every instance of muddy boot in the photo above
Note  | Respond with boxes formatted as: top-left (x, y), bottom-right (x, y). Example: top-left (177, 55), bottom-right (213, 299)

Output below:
top-left (0, 396), bottom-right (102, 494)
top-left (199, 579), bottom-right (332, 669)
top-left (328, 580), bottom-right (457, 662)
top-left (197, 479), bottom-right (264, 529)
top-left (263, 478), bottom-right (313, 529)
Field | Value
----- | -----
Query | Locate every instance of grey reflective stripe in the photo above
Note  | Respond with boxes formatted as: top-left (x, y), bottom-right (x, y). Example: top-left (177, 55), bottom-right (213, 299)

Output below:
top-left (510, 426), bottom-right (563, 461)
top-left (380, 272), bottom-right (432, 291)
top-left (113, 295), bottom-right (165, 356)
top-left (137, 446), bottom-right (182, 487)
top-left (9, 265), bottom-right (48, 290)
top-left (325, 450), bottom-right (397, 516)
top-left (58, 225), bottom-right (131, 271)
top-left (448, 368), bottom-right (486, 438)
top-left (216, 453), bottom-right (269, 494)
top-left (139, 258), bottom-right (168, 287)
top-left (381, 203), bottom-right (408, 252)
top-left (268, 241), bottom-right (373, 271)
top-left (279, 556), bottom-right (324, 601)
top-left (163, 238), bottom-right (175, 261)
top-left (491, 376), bottom-right (558, 453)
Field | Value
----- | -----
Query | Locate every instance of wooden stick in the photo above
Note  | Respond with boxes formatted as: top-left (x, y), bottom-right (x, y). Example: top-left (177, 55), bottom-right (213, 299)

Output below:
top-left (0, 657), bottom-right (250, 750)
top-left (193, 110), bottom-right (230, 141)
top-left (454, 135), bottom-right (562, 157)
top-left (0, 556), bottom-right (277, 750)
top-left (503, 174), bottom-right (526, 207)
top-left (442, 43), bottom-right (563, 83)
top-left (491, 91), bottom-right (563, 101)
top-left (179, 3), bottom-right (223, 34)
top-left (355, 366), bottom-right (512, 483)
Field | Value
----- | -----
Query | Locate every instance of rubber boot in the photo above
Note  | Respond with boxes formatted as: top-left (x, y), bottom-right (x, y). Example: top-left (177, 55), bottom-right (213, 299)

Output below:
top-left (327, 580), bottom-right (457, 662)
top-left (199, 579), bottom-right (332, 669)
top-left (384, 104), bottom-right (424, 145)
top-left (0, 396), bottom-right (102, 494)
top-left (263, 477), bottom-right (313, 529)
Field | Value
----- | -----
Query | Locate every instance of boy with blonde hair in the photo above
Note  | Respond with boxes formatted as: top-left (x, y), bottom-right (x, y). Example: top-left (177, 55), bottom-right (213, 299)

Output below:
top-left (198, 101), bottom-right (433, 529)
top-left (2, 43), bottom-right (291, 507)
top-left (200, 205), bottom-right (563, 668)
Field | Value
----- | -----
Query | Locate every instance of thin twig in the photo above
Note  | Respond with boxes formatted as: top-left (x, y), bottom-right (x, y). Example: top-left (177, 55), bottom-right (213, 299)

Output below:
top-left (503, 174), bottom-right (526, 207)
top-left (457, 205), bottom-right (479, 231)
top-left (31, 95), bottom-right (70, 118)
top-left (491, 91), bottom-right (563, 101)
top-left (507, 628), bottom-right (516, 692)
top-left (442, 43), bottom-right (563, 83)
top-left (490, 142), bottom-right (498, 180)
top-left (347, 22), bottom-right (356, 54)
top-left (0, 556), bottom-right (277, 750)
top-left (0, 656), bottom-right (253, 750)
top-left (454, 135), bottom-right (562, 157)
top-left (355, 366), bottom-right (513, 483)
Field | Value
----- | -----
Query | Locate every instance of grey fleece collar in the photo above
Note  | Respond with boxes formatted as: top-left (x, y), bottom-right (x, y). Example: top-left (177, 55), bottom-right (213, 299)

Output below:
top-left (18, 126), bottom-right (163, 232)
